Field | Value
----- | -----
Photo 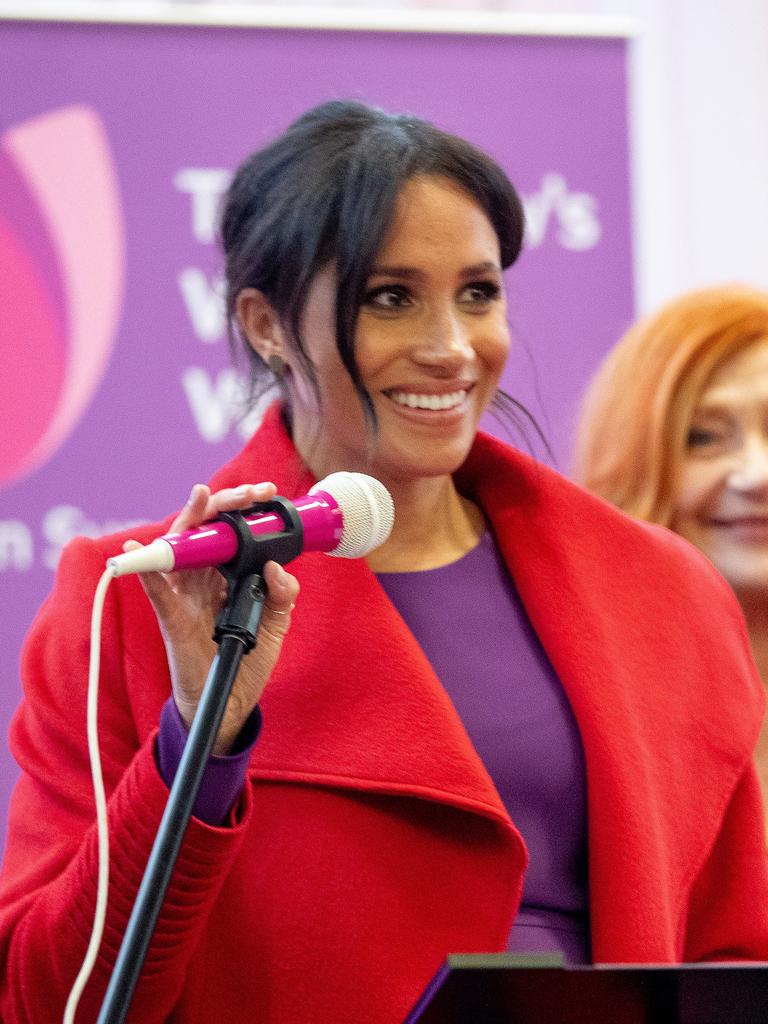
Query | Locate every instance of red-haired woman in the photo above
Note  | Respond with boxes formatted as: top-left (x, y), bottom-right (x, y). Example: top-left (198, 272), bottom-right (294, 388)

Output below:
top-left (577, 284), bottom-right (768, 835)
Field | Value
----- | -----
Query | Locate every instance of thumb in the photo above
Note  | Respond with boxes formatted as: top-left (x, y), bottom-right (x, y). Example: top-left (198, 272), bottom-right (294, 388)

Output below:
top-left (260, 561), bottom-right (300, 639)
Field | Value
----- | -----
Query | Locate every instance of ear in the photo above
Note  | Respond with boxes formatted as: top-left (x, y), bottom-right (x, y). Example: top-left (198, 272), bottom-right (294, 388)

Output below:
top-left (235, 288), bottom-right (289, 366)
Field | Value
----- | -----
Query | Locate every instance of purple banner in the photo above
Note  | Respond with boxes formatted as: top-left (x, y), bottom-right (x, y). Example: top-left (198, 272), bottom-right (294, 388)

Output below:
top-left (0, 18), bottom-right (633, 852)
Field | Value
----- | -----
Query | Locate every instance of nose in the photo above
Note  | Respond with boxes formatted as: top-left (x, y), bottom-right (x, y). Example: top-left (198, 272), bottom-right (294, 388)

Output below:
top-left (410, 305), bottom-right (474, 372)
top-left (727, 437), bottom-right (768, 492)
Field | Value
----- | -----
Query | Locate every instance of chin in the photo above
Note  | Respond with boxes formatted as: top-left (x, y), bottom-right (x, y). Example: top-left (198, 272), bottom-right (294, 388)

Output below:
top-left (709, 554), bottom-right (768, 600)
top-left (376, 436), bottom-right (475, 480)
top-left (725, 572), bottom-right (768, 598)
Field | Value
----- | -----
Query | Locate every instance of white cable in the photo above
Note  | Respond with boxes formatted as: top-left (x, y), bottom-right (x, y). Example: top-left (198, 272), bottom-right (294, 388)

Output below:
top-left (63, 566), bottom-right (116, 1024)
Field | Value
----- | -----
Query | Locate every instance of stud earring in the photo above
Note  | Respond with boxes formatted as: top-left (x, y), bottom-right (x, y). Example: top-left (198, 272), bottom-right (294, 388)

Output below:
top-left (267, 353), bottom-right (286, 378)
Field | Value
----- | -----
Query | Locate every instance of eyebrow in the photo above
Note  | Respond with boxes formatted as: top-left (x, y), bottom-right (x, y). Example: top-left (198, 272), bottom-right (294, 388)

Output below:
top-left (691, 404), bottom-right (732, 418)
top-left (369, 261), bottom-right (502, 280)
top-left (697, 387), bottom-right (768, 411)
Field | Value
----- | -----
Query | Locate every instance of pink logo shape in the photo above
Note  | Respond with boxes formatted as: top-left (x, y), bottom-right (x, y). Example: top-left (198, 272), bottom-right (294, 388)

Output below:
top-left (0, 106), bottom-right (124, 488)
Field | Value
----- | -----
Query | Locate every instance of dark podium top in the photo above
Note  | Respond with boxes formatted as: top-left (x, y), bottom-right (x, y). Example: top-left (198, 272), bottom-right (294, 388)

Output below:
top-left (404, 953), bottom-right (768, 1024)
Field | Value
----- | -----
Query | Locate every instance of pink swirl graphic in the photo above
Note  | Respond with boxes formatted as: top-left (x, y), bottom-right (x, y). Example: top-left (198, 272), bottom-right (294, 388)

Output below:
top-left (0, 106), bottom-right (124, 488)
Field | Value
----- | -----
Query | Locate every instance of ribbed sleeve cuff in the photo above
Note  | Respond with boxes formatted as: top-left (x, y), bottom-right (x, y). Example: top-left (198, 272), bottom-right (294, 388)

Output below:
top-left (155, 698), bottom-right (261, 826)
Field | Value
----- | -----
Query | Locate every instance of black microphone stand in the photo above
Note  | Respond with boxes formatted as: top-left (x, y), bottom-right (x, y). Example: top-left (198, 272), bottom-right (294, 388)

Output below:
top-left (96, 498), bottom-right (303, 1024)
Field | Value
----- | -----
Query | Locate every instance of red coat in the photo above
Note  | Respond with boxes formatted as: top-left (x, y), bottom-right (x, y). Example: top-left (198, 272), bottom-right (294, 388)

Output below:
top-left (2, 406), bottom-right (767, 1024)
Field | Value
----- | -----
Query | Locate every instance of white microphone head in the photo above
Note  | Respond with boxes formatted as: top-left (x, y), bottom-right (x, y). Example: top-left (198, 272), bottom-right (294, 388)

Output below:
top-left (309, 472), bottom-right (394, 558)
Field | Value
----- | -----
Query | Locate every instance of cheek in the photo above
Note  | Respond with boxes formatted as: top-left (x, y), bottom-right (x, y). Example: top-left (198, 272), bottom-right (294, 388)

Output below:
top-left (353, 322), bottom-right (407, 377)
top-left (492, 338), bottom-right (511, 376)
top-left (478, 325), bottom-right (511, 376)
top-left (671, 463), bottom-right (724, 520)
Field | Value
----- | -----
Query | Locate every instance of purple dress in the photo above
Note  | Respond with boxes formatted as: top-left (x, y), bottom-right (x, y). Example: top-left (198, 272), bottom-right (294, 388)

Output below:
top-left (377, 532), bottom-right (591, 963)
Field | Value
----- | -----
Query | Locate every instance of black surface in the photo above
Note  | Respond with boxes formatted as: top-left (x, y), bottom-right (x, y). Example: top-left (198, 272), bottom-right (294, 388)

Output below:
top-left (405, 954), bottom-right (768, 1024)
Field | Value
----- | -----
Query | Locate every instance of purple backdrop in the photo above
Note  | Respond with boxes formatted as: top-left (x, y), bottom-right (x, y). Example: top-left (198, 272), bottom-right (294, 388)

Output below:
top-left (0, 19), bottom-right (633, 854)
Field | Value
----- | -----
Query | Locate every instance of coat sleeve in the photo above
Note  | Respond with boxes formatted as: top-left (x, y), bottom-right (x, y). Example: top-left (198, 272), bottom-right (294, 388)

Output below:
top-left (0, 537), bottom-right (253, 1024)
top-left (682, 761), bottom-right (768, 961)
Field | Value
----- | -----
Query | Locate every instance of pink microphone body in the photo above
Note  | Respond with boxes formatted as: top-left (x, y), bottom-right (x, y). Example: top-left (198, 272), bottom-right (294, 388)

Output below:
top-left (106, 472), bottom-right (394, 577)
top-left (166, 491), bottom-right (342, 571)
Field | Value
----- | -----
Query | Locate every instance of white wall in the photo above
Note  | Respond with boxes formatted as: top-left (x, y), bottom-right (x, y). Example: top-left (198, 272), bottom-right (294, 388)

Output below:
top-left (627, 0), bottom-right (768, 313)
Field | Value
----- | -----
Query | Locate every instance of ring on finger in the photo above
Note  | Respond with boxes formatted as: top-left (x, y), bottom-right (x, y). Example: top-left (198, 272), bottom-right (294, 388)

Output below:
top-left (270, 603), bottom-right (296, 617)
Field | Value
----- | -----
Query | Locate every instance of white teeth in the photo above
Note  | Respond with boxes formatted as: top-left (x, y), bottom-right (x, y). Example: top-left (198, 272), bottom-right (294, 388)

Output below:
top-left (387, 390), bottom-right (467, 411)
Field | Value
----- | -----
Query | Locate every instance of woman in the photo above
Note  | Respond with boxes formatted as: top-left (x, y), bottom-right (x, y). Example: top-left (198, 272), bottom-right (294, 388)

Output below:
top-left (577, 284), bottom-right (768, 836)
top-left (1, 104), bottom-right (767, 1024)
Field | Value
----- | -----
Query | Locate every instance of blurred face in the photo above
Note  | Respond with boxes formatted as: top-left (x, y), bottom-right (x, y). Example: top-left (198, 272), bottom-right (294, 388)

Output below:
top-left (670, 340), bottom-right (768, 597)
top-left (286, 174), bottom-right (510, 487)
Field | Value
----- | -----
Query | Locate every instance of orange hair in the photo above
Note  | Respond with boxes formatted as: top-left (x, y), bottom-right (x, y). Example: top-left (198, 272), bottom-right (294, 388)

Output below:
top-left (576, 285), bottom-right (768, 525)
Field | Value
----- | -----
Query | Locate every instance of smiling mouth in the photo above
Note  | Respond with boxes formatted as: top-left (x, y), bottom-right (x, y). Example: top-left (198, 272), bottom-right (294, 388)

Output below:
top-left (712, 517), bottom-right (768, 527)
top-left (383, 388), bottom-right (469, 411)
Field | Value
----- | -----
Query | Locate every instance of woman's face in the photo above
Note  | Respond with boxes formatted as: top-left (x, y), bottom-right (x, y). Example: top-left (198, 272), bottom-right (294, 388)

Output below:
top-left (670, 339), bottom-right (768, 597)
top-left (285, 174), bottom-right (510, 487)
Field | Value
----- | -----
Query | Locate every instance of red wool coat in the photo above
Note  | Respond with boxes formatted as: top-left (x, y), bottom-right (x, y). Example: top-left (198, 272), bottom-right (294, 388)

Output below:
top-left (1, 406), bottom-right (768, 1024)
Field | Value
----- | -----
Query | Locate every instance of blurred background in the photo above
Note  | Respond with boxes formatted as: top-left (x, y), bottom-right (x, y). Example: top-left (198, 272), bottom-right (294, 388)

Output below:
top-left (13, 0), bottom-right (767, 314)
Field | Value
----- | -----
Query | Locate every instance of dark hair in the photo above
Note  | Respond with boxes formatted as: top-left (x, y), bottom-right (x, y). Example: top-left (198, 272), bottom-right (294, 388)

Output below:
top-left (221, 98), bottom-right (527, 429)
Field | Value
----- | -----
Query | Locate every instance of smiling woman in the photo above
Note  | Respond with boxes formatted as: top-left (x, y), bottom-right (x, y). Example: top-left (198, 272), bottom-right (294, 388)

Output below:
top-left (3, 105), bottom-right (768, 1024)
top-left (576, 283), bottom-right (768, 836)
top-left (236, 174), bottom-right (511, 569)
top-left (673, 340), bottom-right (768, 596)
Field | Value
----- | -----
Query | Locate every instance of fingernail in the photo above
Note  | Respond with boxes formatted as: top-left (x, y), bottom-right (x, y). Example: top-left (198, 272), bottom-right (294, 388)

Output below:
top-left (274, 564), bottom-right (291, 587)
top-left (186, 484), bottom-right (199, 506)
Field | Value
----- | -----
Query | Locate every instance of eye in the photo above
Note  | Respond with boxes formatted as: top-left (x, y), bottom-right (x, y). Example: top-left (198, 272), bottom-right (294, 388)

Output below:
top-left (687, 425), bottom-right (724, 449)
top-left (363, 284), bottom-right (413, 311)
top-left (458, 281), bottom-right (502, 307)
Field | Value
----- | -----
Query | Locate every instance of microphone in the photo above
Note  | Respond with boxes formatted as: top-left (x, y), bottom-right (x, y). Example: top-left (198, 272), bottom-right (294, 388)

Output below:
top-left (106, 472), bottom-right (394, 577)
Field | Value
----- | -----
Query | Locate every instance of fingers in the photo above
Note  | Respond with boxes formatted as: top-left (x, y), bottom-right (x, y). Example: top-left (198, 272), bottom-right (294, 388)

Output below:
top-left (121, 539), bottom-right (183, 616)
top-left (169, 483), bottom-right (210, 533)
top-left (212, 482), bottom-right (278, 514)
top-left (121, 487), bottom-right (298, 649)
top-left (170, 481), bottom-right (278, 533)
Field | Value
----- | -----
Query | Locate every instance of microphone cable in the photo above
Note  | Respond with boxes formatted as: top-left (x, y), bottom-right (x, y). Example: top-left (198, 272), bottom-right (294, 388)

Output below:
top-left (63, 567), bottom-right (117, 1024)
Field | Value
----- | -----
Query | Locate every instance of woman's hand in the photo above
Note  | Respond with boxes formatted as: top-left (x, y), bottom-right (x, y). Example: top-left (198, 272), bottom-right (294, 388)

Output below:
top-left (123, 482), bottom-right (299, 755)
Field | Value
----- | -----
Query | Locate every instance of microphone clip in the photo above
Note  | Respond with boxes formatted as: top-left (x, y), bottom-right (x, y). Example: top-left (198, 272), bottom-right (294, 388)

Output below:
top-left (217, 496), bottom-right (304, 580)
top-left (213, 496), bottom-right (303, 650)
